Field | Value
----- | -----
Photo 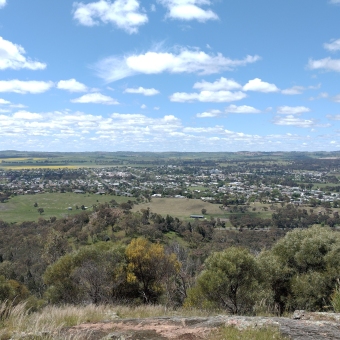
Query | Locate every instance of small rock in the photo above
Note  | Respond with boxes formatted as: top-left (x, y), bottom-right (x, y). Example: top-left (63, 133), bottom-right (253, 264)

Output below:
top-left (101, 332), bottom-right (126, 340)
top-left (292, 310), bottom-right (305, 319)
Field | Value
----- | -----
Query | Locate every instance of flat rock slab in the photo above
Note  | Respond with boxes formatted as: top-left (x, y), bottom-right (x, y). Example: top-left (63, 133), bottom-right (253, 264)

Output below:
top-left (67, 312), bottom-right (340, 340)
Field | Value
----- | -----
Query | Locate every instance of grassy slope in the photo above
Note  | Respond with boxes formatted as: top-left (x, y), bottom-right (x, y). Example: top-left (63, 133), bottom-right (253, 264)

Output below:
top-left (132, 197), bottom-right (224, 220)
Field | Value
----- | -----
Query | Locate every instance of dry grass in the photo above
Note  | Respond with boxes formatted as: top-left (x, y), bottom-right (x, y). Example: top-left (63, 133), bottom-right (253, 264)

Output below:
top-left (0, 302), bottom-right (291, 339)
top-left (111, 305), bottom-right (216, 319)
top-left (0, 302), bottom-right (110, 339)
top-left (210, 326), bottom-right (288, 340)
top-left (0, 302), bottom-right (217, 339)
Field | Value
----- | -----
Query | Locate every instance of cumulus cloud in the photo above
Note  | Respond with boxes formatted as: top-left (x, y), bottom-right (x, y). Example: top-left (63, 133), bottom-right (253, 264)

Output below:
top-left (170, 90), bottom-right (246, 103)
top-left (324, 38), bottom-right (340, 52)
top-left (193, 77), bottom-right (242, 91)
top-left (170, 76), bottom-right (249, 103)
top-left (309, 92), bottom-right (329, 101)
top-left (0, 80), bottom-right (53, 94)
top-left (13, 111), bottom-right (43, 120)
top-left (0, 109), bottom-right (336, 151)
top-left (0, 36), bottom-right (46, 70)
top-left (277, 106), bottom-right (311, 115)
top-left (243, 78), bottom-right (279, 93)
top-left (73, 0), bottom-right (148, 33)
top-left (71, 93), bottom-right (119, 104)
top-left (330, 0), bottom-right (340, 4)
top-left (225, 104), bottom-right (261, 114)
top-left (327, 114), bottom-right (340, 120)
top-left (196, 109), bottom-right (222, 117)
top-left (0, 0), bottom-right (6, 8)
top-left (158, 0), bottom-right (218, 22)
top-left (0, 98), bottom-right (10, 105)
top-left (57, 79), bottom-right (88, 92)
top-left (273, 115), bottom-right (317, 128)
top-left (333, 94), bottom-right (340, 102)
top-left (308, 58), bottom-right (340, 72)
top-left (124, 86), bottom-right (159, 95)
top-left (281, 86), bottom-right (305, 95)
top-left (94, 49), bottom-right (260, 82)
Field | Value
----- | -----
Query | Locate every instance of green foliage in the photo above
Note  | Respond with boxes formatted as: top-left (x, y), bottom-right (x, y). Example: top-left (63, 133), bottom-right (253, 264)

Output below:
top-left (260, 226), bottom-right (340, 312)
top-left (185, 247), bottom-right (260, 314)
top-left (42, 230), bottom-right (69, 265)
top-left (0, 276), bottom-right (29, 303)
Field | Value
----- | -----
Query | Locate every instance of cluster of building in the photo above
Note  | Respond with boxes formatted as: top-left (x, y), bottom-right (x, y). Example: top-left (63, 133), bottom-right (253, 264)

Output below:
top-left (0, 166), bottom-right (338, 206)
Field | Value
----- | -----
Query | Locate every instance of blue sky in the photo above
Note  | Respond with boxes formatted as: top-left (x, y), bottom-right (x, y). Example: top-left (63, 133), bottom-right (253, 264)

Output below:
top-left (1, 0), bottom-right (340, 152)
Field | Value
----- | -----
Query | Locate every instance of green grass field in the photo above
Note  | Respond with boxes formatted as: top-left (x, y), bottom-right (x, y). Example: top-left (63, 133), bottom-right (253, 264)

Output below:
top-left (132, 197), bottom-right (224, 219)
top-left (0, 193), bottom-right (130, 223)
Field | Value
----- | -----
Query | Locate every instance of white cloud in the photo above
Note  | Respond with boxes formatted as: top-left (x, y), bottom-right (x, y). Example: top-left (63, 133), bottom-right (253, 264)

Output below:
top-left (57, 79), bottom-right (88, 92)
top-left (0, 0), bottom-right (6, 9)
top-left (324, 38), bottom-right (340, 52)
top-left (10, 103), bottom-right (26, 108)
top-left (171, 76), bottom-right (248, 103)
top-left (71, 93), bottom-right (119, 105)
top-left (183, 126), bottom-right (225, 134)
top-left (277, 106), bottom-right (311, 115)
top-left (309, 92), bottom-right (329, 101)
top-left (73, 0), bottom-right (148, 33)
top-left (170, 90), bottom-right (246, 102)
top-left (273, 115), bottom-right (317, 128)
top-left (158, 0), bottom-right (218, 22)
top-left (13, 111), bottom-right (43, 120)
top-left (330, 0), bottom-right (340, 4)
top-left (0, 80), bottom-right (53, 94)
top-left (193, 77), bottom-right (242, 91)
top-left (196, 109), bottom-right (221, 118)
top-left (225, 104), bottom-right (261, 114)
top-left (0, 98), bottom-right (10, 105)
top-left (333, 94), bottom-right (340, 102)
top-left (0, 36), bottom-right (46, 70)
top-left (281, 86), bottom-right (305, 95)
top-left (140, 104), bottom-right (147, 109)
top-left (0, 109), bottom-right (336, 151)
top-left (124, 86), bottom-right (159, 95)
top-left (243, 78), bottom-right (279, 93)
top-left (308, 58), bottom-right (340, 72)
top-left (327, 114), bottom-right (340, 120)
top-left (94, 49), bottom-right (260, 82)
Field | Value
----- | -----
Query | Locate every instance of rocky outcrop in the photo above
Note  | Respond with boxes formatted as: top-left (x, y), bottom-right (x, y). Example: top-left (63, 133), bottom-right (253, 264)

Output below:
top-left (65, 312), bottom-right (340, 340)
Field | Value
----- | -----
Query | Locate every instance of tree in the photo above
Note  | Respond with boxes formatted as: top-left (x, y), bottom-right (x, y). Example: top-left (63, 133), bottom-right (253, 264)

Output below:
top-left (43, 244), bottom-right (128, 304)
top-left (0, 275), bottom-right (29, 303)
top-left (185, 247), bottom-right (260, 314)
top-left (201, 208), bottom-right (207, 215)
top-left (33, 202), bottom-right (38, 207)
top-left (37, 208), bottom-right (44, 215)
top-left (259, 226), bottom-right (340, 312)
top-left (125, 237), bottom-right (180, 303)
top-left (42, 230), bottom-right (69, 265)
